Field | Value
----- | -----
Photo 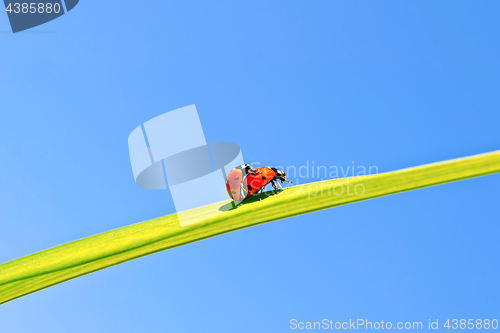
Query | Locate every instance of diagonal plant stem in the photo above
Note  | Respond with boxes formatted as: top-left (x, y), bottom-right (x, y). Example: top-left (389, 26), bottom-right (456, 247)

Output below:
top-left (0, 150), bottom-right (499, 305)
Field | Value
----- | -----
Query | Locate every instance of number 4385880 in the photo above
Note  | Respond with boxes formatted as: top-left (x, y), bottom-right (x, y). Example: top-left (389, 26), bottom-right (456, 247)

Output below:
top-left (5, 2), bottom-right (61, 14)
top-left (444, 319), bottom-right (498, 329)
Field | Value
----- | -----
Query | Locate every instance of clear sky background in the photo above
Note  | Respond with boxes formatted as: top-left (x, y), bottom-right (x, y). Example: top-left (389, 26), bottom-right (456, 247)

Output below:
top-left (0, 1), bottom-right (499, 332)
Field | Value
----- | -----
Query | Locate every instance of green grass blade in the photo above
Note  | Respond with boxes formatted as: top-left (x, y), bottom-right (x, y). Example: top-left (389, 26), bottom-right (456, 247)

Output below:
top-left (1, 150), bottom-right (499, 304)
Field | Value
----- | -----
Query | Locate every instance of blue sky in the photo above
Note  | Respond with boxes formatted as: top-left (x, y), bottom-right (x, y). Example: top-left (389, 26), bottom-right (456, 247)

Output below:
top-left (0, 1), bottom-right (499, 332)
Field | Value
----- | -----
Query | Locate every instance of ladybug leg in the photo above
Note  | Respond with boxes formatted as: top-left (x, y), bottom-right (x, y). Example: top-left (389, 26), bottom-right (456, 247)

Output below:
top-left (271, 181), bottom-right (278, 194)
top-left (275, 181), bottom-right (283, 190)
top-left (259, 187), bottom-right (265, 201)
top-left (248, 167), bottom-right (262, 176)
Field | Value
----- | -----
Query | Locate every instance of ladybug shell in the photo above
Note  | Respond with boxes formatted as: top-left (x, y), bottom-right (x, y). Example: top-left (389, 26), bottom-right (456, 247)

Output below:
top-left (245, 167), bottom-right (275, 195)
top-left (225, 167), bottom-right (248, 202)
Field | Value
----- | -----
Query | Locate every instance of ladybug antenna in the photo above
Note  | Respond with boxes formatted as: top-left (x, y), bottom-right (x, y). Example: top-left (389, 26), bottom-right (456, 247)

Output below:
top-left (274, 168), bottom-right (292, 184)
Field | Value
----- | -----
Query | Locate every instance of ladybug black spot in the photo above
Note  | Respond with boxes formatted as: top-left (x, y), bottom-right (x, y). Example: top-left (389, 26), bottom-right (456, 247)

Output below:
top-left (247, 185), bottom-right (253, 191)
top-left (262, 176), bottom-right (266, 180)
top-left (232, 191), bottom-right (236, 194)
top-left (234, 177), bottom-right (239, 181)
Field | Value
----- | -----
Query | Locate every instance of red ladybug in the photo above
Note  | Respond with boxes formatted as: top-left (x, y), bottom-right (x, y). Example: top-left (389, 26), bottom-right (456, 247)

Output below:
top-left (225, 164), bottom-right (292, 203)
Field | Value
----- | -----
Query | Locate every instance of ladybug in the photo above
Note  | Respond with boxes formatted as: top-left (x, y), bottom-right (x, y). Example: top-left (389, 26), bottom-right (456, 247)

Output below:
top-left (225, 164), bottom-right (292, 203)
